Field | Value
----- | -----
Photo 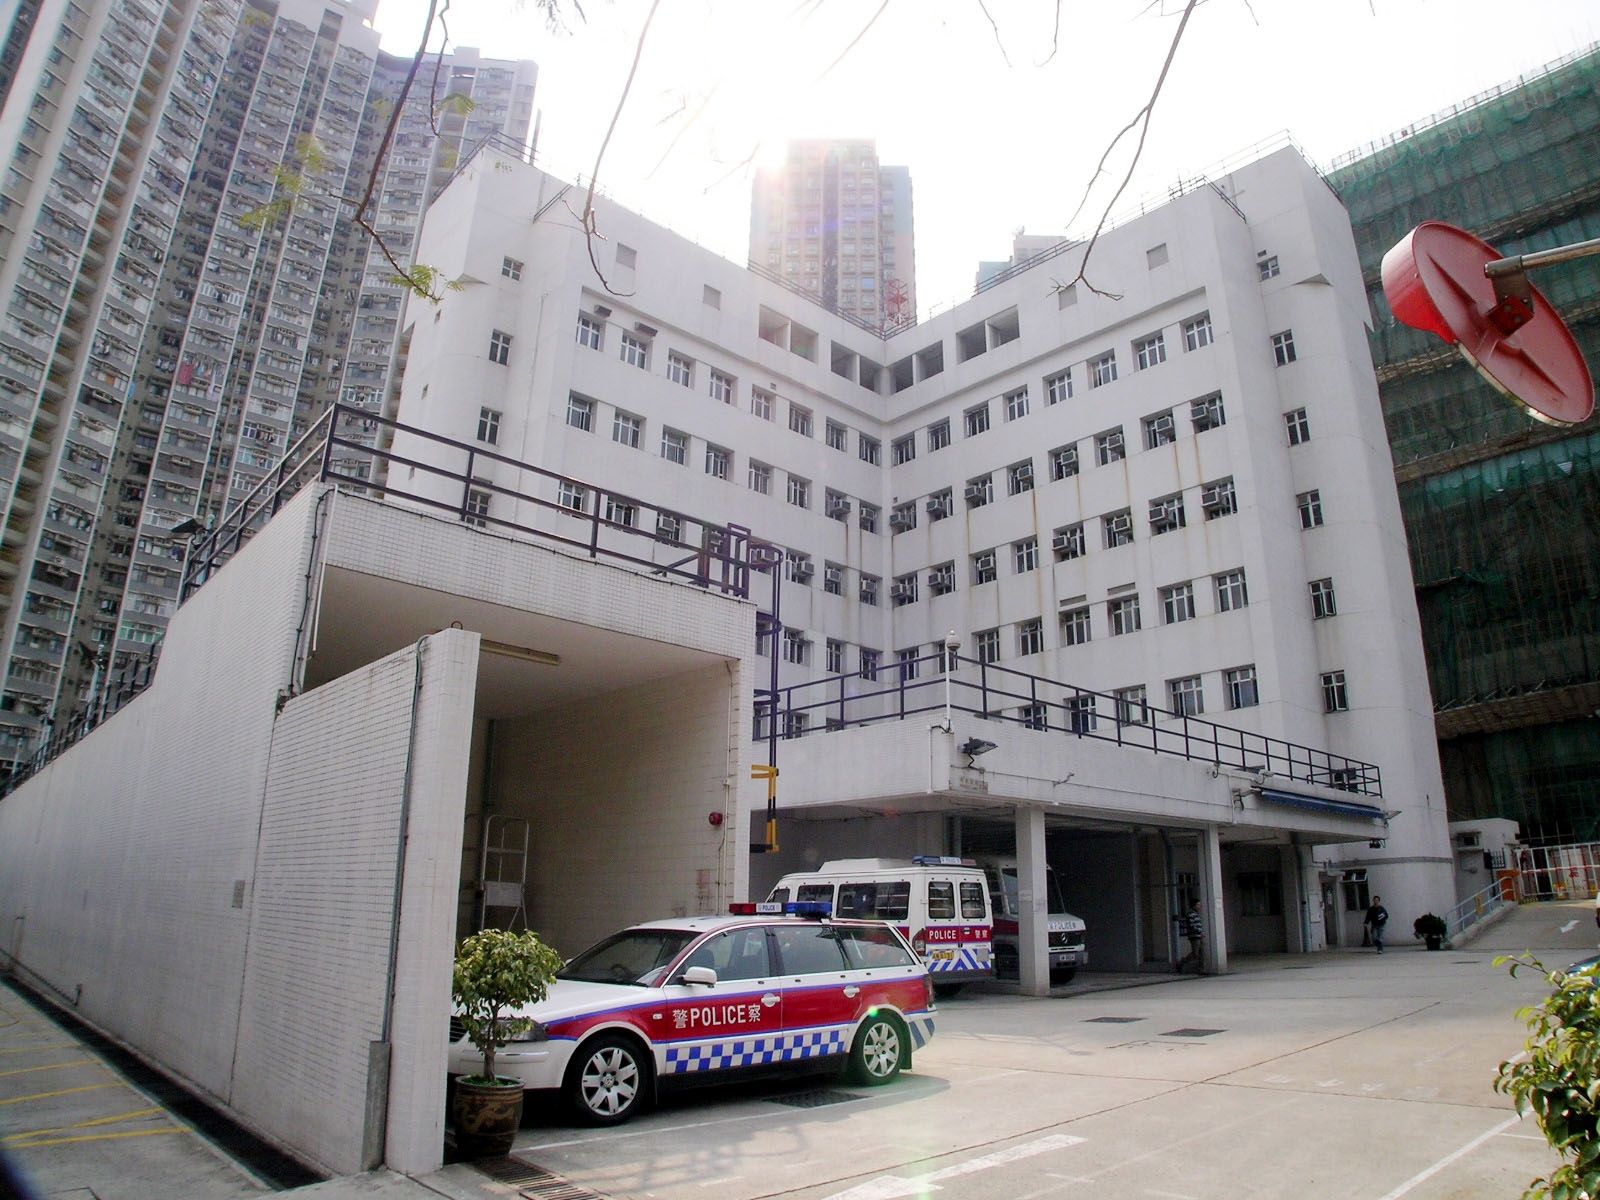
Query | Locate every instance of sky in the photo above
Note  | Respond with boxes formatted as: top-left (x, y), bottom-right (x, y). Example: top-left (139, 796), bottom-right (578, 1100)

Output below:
top-left (367, 0), bottom-right (1600, 319)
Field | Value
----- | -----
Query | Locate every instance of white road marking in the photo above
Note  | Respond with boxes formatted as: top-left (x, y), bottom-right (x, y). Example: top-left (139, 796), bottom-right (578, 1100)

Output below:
top-left (1561, 920), bottom-right (1579, 933)
top-left (821, 1134), bottom-right (1086, 1200)
top-left (1375, 1113), bottom-right (1524, 1200)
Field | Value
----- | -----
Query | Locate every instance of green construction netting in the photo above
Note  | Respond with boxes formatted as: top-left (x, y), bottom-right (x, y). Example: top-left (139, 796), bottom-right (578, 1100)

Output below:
top-left (1443, 720), bottom-right (1600, 844)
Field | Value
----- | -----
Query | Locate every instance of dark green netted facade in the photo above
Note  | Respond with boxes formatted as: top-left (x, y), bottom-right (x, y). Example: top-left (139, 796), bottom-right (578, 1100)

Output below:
top-left (1330, 46), bottom-right (1600, 844)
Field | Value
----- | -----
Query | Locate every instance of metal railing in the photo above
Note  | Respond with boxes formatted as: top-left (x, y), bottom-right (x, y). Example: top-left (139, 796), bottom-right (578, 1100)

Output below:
top-left (757, 648), bottom-right (1383, 797)
top-left (3, 650), bottom-right (156, 796)
top-left (1443, 878), bottom-right (1514, 942)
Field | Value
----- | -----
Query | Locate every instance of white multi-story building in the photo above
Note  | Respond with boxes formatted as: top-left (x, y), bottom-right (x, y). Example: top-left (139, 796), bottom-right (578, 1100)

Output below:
top-left (749, 138), bottom-right (916, 327)
top-left (0, 0), bottom-right (534, 768)
top-left (391, 141), bottom-right (1454, 963)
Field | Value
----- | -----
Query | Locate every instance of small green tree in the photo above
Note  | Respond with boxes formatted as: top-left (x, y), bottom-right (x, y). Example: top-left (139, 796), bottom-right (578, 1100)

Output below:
top-left (1495, 954), bottom-right (1600, 1199)
top-left (453, 928), bottom-right (564, 1085)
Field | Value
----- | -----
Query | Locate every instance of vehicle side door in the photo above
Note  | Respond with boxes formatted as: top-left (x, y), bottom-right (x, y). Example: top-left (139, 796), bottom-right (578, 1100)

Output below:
top-left (655, 927), bottom-right (782, 1079)
top-left (769, 923), bottom-right (858, 1065)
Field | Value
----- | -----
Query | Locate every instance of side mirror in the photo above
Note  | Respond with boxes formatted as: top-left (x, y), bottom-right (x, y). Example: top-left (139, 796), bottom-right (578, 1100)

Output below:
top-left (680, 965), bottom-right (718, 987)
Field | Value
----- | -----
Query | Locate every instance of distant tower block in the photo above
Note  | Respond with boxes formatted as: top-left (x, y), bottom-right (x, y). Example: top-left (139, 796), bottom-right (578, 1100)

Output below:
top-left (885, 278), bottom-right (911, 326)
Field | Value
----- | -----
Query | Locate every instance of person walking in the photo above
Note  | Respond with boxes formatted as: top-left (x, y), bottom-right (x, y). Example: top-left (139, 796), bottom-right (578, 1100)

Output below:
top-left (1364, 896), bottom-right (1390, 953)
top-left (1177, 899), bottom-right (1204, 973)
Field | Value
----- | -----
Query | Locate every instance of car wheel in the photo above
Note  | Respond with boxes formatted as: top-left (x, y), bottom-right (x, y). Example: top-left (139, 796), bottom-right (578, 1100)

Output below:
top-left (848, 1014), bottom-right (906, 1086)
top-left (566, 1035), bottom-right (649, 1125)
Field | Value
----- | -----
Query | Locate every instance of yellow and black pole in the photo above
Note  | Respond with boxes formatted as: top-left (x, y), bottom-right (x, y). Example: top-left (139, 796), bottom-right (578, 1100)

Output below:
top-left (751, 763), bottom-right (778, 853)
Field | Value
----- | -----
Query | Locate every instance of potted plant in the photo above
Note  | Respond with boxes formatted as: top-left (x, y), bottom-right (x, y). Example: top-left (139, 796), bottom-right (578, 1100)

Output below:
top-left (451, 928), bottom-right (563, 1156)
top-left (1413, 913), bottom-right (1448, 951)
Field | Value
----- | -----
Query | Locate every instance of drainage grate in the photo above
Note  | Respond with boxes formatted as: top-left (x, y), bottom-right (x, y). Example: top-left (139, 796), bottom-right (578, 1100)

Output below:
top-left (1084, 1016), bottom-right (1145, 1023)
top-left (1161, 1028), bottom-right (1224, 1038)
top-left (474, 1156), bottom-right (608, 1199)
top-left (768, 1088), bottom-right (863, 1109)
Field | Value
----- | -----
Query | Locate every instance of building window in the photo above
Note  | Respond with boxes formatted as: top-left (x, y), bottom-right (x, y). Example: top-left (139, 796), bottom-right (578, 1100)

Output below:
top-left (464, 488), bottom-right (491, 527)
top-left (927, 488), bottom-right (953, 521)
top-left (1063, 694), bottom-right (1094, 733)
top-left (1013, 537), bottom-right (1039, 573)
top-left (859, 503), bottom-right (879, 533)
top-left (787, 474), bottom-right (810, 508)
top-left (1191, 393), bottom-right (1225, 433)
top-left (1169, 675), bottom-right (1203, 716)
top-left (612, 411), bottom-right (642, 448)
top-left (1310, 577), bottom-right (1337, 619)
top-left (749, 461), bottom-right (771, 494)
top-left (964, 403), bottom-right (990, 437)
top-left (1108, 594), bottom-right (1142, 636)
top-left (489, 329), bottom-right (512, 364)
top-left (1046, 370), bottom-right (1073, 405)
top-left (824, 562), bottom-right (844, 596)
top-left (826, 638), bottom-right (844, 673)
top-left (604, 497), bottom-right (637, 528)
top-left (788, 404), bottom-right (813, 437)
top-left (667, 352), bottom-right (693, 387)
top-left (782, 628), bottom-right (810, 665)
top-left (1298, 489), bottom-right (1324, 528)
top-left (1160, 581), bottom-right (1195, 624)
top-left (854, 573), bottom-right (881, 607)
top-left (1004, 387), bottom-right (1029, 421)
top-left (927, 419), bottom-right (951, 452)
top-left (1007, 460), bottom-right (1034, 495)
top-left (1049, 443), bottom-right (1079, 481)
top-left (1095, 428), bottom-right (1125, 465)
top-left (859, 434), bottom-right (881, 464)
top-left (709, 370), bottom-right (735, 404)
top-left (890, 501), bottom-right (916, 532)
top-left (1182, 313), bottom-right (1213, 350)
top-left (1134, 332), bottom-right (1166, 370)
top-left (751, 387), bottom-right (774, 421)
top-left (477, 407), bottom-right (501, 444)
top-left (1059, 606), bottom-right (1091, 646)
top-left (1285, 408), bottom-right (1310, 445)
top-left (966, 474), bottom-right (993, 509)
top-left (1149, 493), bottom-right (1185, 535)
top-left (891, 434), bottom-right (917, 465)
top-left (825, 489), bottom-right (851, 521)
top-left (1258, 255), bottom-right (1280, 281)
top-left (1143, 410), bottom-right (1176, 449)
top-left (1201, 477), bottom-right (1237, 520)
top-left (1114, 685), bottom-right (1148, 726)
top-left (661, 427), bottom-right (688, 465)
top-left (972, 550), bottom-right (997, 585)
top-left (1053, 523), bottom-right (1085, 561)
top-left (576, 313), bottom-right (603, 349)
top-left (1022, 702), bottom-right (1051, 731)
top-left (928, 562), bottom-right (956, 596)
top-left (655, 512), bottom-right (681, 542)
top-left (859, 648), bottom-right (880, 680)
top-left (891, 572), bottom-right (918, 607)
top-left (1271, 329), bottom-right (1297, 365)
top-left (557, 480), bottom-right (587, 511)
top-left (620, 331), bottom-right (648, 368)
top-left (1103, 508), bottom-right (1133, 548)
top-left (1215, 569), bottom-right (1248, 612)
top-left (501, 256), bottom-right (523, 279)
top-left (1322, 670), bottom-right (1349, 712)
top-left (825, 420), bottom-right (847, 451)
top-left (974, 628), bottom-right (1000, 664)
top-left (1016, 618), bottom-right (1044, 657)
top-left (1091, 352), bottom-right (1117, 387)
top-left (898, 648), bottom-right (921, 682)
top-left (1225, 665), bottom-right (1259, 709)
top-left (705, 444), bottom-right (729, 479)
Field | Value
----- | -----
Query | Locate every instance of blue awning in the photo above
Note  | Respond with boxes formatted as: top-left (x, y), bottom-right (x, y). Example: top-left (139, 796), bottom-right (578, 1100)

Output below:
top-left (1259, 788), bottom-right (1384, 822)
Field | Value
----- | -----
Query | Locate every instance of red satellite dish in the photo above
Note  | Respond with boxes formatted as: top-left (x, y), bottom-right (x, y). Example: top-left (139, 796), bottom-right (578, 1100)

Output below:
top-left (1381, 221), bottom-right (1594, 426)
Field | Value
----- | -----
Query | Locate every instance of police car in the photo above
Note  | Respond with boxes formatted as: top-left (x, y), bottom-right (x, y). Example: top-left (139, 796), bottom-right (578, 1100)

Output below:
top-left (446, 903), bottom-right (937, 1125)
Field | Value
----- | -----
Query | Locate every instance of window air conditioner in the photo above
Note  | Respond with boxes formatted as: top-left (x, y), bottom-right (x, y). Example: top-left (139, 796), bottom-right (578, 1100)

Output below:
top-left (826, 499), bottom-right (852, 519)
top-left (965, 483), bottom-right (988, 503)
top-left (791, 560), bottom-right (814, 582)
top-left (889, 583), bottom-right (915, 601)
top-left (974, 552), bottom-right (995, 573)
top-left (926, 496), bottom-right (948, 517)
top-left (1052, 530), bottom-right (1074, 552)
top-left (889, 511), bottom-right (915, 532)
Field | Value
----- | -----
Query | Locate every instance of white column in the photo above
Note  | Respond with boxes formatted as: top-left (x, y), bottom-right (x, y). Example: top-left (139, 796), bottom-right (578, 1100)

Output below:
top-left (1015, 806), bottom-right (1050, 996)
top-left (1200, 825), bottom-right (1227, 975)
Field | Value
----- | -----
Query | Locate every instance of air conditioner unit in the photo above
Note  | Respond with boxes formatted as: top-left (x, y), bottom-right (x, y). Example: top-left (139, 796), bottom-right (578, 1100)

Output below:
top-left (889, 583), bottom-right (915, 601)
top-left (964, 483), bottom-right (988, 503)
top-left (592, 304), bottom-right (612, 317)
top-left (1052, 531), bottom-right (1074, 552)
top-left (926, 496), bottom-right (948, 517)
top-left (791, 560), bottom-right (814, 582)
top-left (889, 511), bottom-right (915, 532)
top-left (928, 569), bottom-right (952, 589)
top-left (974, 552), bottom-right (995, 573)
top-left (826, 499), bottom-right (852, 519)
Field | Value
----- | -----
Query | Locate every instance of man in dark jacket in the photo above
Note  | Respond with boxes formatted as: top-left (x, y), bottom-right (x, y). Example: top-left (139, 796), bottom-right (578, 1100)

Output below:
top-left (1178, 900), bottom-right (1204, 972)
top-left (1364, 896), bottom-right (1390, 953)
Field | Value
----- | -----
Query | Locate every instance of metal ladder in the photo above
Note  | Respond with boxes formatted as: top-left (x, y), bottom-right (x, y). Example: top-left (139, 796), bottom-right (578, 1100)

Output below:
top-left (477, 814), bottom-right (529, 932)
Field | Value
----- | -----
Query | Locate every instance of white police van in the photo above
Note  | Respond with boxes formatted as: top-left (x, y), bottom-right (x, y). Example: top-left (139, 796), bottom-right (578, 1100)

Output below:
top-left (767, 857), bottom-right (994, 991)
top-left (977, 856), bottom-right (1089, 982)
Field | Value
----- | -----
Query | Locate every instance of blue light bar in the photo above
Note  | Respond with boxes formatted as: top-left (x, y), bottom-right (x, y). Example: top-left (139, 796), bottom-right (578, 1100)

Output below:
top-left (729, 901), bottom-right (834, 917)
top-left (913, 855), bottom-right (977, 866)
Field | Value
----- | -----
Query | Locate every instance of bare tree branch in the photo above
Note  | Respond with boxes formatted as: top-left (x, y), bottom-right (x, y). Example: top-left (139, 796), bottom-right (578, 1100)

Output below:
top-left (1036, 0), bottom-right (1063, 66)
top-left (976, 0), bottom-right (1012, 68)
top-left (812, 0), bottom-right (891, 85)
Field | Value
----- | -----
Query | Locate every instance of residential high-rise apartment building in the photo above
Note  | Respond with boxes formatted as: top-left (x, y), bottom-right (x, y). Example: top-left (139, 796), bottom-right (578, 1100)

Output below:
top-left (1329, 45), bottom-right (1600, 845)
top-left (0, 0), bottom-right (534, 771)
top-left (749, 139), bottom-right (916, 328)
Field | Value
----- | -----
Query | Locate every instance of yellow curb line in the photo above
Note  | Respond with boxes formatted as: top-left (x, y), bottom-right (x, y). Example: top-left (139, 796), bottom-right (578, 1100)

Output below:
top-left (4, 1107), bottom-right (165, 1142)
top-left (0, 1083), bottom-right (123, 1105)
top-left (6, 1127), bottom-right (182, 1149)
top-left (0, 1060), bottom-right (94, 1079)
top-left (0, 1044), bottom-right (75, 1056)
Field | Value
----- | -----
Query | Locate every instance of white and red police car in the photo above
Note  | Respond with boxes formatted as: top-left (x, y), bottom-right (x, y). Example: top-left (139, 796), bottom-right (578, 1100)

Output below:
top-left (446, 903), bottom-right (937, 1125)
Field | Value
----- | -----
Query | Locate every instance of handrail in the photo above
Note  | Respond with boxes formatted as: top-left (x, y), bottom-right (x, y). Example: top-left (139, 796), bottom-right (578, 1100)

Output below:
top-left (1442, 878), bottom-right (1514, 941)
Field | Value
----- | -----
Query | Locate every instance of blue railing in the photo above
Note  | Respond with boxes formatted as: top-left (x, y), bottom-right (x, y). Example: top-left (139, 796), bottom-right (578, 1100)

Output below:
top-left (756, 649), bottom-right (1383, 797)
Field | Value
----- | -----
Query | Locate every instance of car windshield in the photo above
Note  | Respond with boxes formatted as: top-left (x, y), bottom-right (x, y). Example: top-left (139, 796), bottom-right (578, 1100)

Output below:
top-left (559, 928), bottom-right (701, 986)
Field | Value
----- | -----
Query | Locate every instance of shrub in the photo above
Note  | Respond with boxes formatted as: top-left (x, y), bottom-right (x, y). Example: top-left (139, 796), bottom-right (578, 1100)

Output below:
top-left (452, 928), bottom-right (563, 1085)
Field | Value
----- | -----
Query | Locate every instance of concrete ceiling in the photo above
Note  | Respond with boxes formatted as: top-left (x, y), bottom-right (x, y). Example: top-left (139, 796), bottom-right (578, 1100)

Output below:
top-left (305, 566), bottom-right (726, 719)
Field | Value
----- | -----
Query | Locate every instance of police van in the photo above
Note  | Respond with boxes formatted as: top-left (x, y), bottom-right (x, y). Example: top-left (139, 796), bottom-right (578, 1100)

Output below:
top-left (767, 857), bottom-right (994, 989)
top-left (977, 856), bottom-right (1090, 982)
